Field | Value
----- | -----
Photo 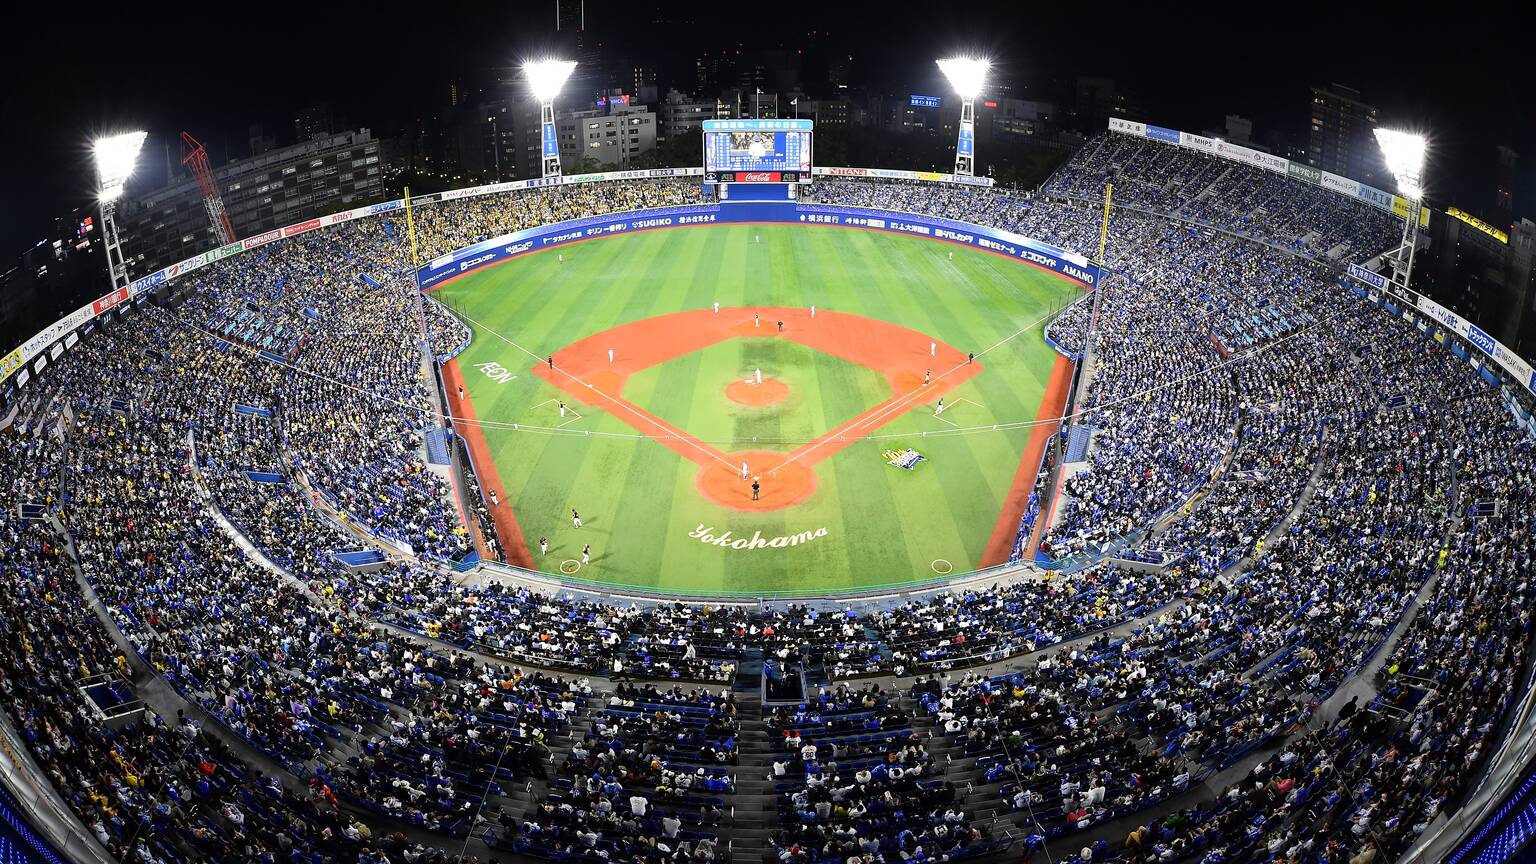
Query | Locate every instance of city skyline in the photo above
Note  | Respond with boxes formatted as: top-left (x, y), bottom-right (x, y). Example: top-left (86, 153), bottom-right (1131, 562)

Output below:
top-left (4, 3), bottom-right (1529, 249)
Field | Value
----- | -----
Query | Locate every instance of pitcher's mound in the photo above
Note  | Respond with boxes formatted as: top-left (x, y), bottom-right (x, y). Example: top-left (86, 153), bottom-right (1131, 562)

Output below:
top-left (726, 378), bottom-right (789, 406)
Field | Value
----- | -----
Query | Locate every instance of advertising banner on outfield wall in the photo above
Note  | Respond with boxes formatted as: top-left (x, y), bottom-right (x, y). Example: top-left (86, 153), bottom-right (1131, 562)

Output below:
top-left (415, 204), bottom-right (1101, 292)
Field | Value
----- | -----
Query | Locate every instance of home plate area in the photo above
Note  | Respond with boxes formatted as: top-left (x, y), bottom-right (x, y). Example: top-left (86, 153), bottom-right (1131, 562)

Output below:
top-left (531, 398), bottom-right (583, 428)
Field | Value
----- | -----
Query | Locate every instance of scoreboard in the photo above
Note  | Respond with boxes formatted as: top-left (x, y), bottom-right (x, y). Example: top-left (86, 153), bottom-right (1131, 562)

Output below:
top-left (703, 119), bottom-right (813, 183)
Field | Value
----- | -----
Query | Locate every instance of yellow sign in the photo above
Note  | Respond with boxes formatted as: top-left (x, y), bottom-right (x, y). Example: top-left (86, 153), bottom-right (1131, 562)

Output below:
top-left (1446, 206), bottom-right (1508, 244)
top-left (1391, 196), bottom-right (1433, 227)
top-left (0, 347), bottom-right (23, 382)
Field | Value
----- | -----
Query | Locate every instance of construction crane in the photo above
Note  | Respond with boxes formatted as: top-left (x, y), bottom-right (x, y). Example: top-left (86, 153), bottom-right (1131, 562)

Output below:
top-left (179, 132), bottom-right (235, 245)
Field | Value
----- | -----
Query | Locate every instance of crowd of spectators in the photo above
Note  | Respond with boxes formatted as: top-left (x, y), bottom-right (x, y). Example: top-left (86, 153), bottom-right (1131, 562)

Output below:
top-left (1042, 133), bottom-right (1401, 261)
top-left (769, 683), bottom-right (1000, 863)
top-left (0, 158), bottom-right (1530, 864)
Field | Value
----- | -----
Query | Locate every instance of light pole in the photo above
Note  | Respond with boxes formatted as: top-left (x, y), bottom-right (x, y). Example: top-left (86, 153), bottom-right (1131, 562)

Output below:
top-left (93, 131), bottom-right (148, 292)
top-left (938, 57), bottom-right (988, 177)
top-left (486, 114), bottom-right (501, 181)
top-left (523, 59), bottom-right (577, 178)
top-left (1373, 128), bottom-right (1427, 302)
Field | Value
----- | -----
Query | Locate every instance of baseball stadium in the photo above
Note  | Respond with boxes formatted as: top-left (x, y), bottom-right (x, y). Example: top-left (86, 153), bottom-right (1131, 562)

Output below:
top-left (431, 221), bottom-right (1080, 595)
top-left (3, 16), bottom-right (1536, 864)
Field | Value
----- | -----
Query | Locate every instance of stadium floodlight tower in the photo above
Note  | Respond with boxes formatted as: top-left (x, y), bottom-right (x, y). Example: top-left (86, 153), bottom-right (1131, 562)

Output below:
top-left (1374, 127), bottom-right (1427, 302)
top-left (937, 57), bottom-right (989, 176)
top-left (524, 59), bottom-right (577, 178)
top-left (94, 131), bottom-right (148, 291)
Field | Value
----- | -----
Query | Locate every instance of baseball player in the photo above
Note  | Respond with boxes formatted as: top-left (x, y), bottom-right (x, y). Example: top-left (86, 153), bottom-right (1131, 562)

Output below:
top-left (539, 537), bottom-right (549, 556)
top-left (571, 509), bottom-right (583, 528)
top-left (581, 544), bottom-right (591, 565)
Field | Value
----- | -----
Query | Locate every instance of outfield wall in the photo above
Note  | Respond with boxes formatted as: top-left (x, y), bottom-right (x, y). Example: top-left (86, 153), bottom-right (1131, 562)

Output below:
top-left (415, 203), bottom-right (1103, 291)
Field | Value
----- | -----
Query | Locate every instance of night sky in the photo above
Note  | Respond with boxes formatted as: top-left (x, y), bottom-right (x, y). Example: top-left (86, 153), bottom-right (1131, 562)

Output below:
top-left (1, 1), bottom-right (1528, 255)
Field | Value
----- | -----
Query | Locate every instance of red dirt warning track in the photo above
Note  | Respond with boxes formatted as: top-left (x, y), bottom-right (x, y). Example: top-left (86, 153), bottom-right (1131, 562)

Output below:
top-left (533, 307), bottom-right (982, 511)
top-left (978, 353), bottom-right (1074, 567)
top-left (442, 358), bottom-right (536, 569)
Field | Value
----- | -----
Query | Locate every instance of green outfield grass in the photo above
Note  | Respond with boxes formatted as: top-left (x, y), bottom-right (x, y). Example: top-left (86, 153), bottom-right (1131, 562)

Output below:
top-left (433, 223), bottom-right (1079, 595)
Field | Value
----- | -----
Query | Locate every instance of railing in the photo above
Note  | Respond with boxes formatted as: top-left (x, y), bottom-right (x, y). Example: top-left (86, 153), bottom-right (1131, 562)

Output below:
top-left (0, 710), bottom-right (115, 864)
top-left (473, 555), bottom-right (1045, 606)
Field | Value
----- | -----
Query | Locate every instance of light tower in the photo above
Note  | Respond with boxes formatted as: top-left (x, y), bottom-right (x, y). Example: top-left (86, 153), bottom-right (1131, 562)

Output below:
top-left (1373, 128), bottom-right (1427, 302)
top-left (937, 57), bottom-right (989, 177)
top-left (524, 59), bottom-right (577, 178)
top-left (180, 132), bottom-right (236, 245)
top-left (93, 131), bottom-right (148, 291)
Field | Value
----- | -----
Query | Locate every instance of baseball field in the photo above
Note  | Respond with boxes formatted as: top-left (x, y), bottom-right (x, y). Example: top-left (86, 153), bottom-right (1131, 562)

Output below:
top-left (431, 223), bottom-right (1079, 596)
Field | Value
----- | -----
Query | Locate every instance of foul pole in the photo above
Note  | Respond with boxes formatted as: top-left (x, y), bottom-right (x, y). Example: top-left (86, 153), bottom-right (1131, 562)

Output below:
top-left (1097, 182), bottom-right (1113, 263)
top-left (405, 186), bottom-right (422, 272)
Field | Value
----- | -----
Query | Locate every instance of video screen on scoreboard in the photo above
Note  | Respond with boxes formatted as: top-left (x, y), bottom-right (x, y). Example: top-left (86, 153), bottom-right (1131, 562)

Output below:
top-left (704, 130), bottom-right (812, 173)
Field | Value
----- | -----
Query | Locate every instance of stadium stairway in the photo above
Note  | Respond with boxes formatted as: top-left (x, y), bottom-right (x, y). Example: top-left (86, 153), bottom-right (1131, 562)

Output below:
top-left (424, 426), bottom-right (451, 465)
top-left (724, 692), bottom-right (775, 863)
top-left (734, 647), bottom-right (765, 690)
top-left (1062, 424), bottom-right (1093, 463)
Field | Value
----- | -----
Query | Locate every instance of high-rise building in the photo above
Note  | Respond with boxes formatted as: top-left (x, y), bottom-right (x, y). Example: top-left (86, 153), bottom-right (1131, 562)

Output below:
top-left (1511, 219), bottom-right (1536, 362)
top-left (556, 0), bottom-right (582, 34)
top-left (0, 210), bottom-right (111, 357)
top-left (556, 100), bottom-right (657, 171)
top-left (1418, 205), bottom-right (1516, 343)
top-left (294, 103), bottom-right (336, 141)
top-left (1306, 83), bottom-right (1386, 186)
top-left (1074, 77), bottom-right (1145, 130)
top-left (633, 64), bottom-right (658, 105)
top-left (658, 89), bottom-right (715, 142)
top-left (808, 99), bottom-right (848, 128)
top-left (1495, 145), bottom-right (1518, 229)
top-left (248, 123), bottom-right (276, 158)
top-left (119, 130), bottom-right (384, 274)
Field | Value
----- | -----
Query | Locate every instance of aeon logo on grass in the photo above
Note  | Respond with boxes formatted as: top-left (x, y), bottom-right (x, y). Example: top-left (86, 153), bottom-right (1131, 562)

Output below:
top-left (474, 361), bottom-right (518, 384)
top-left (689, 524), bottom-right (829, 550)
